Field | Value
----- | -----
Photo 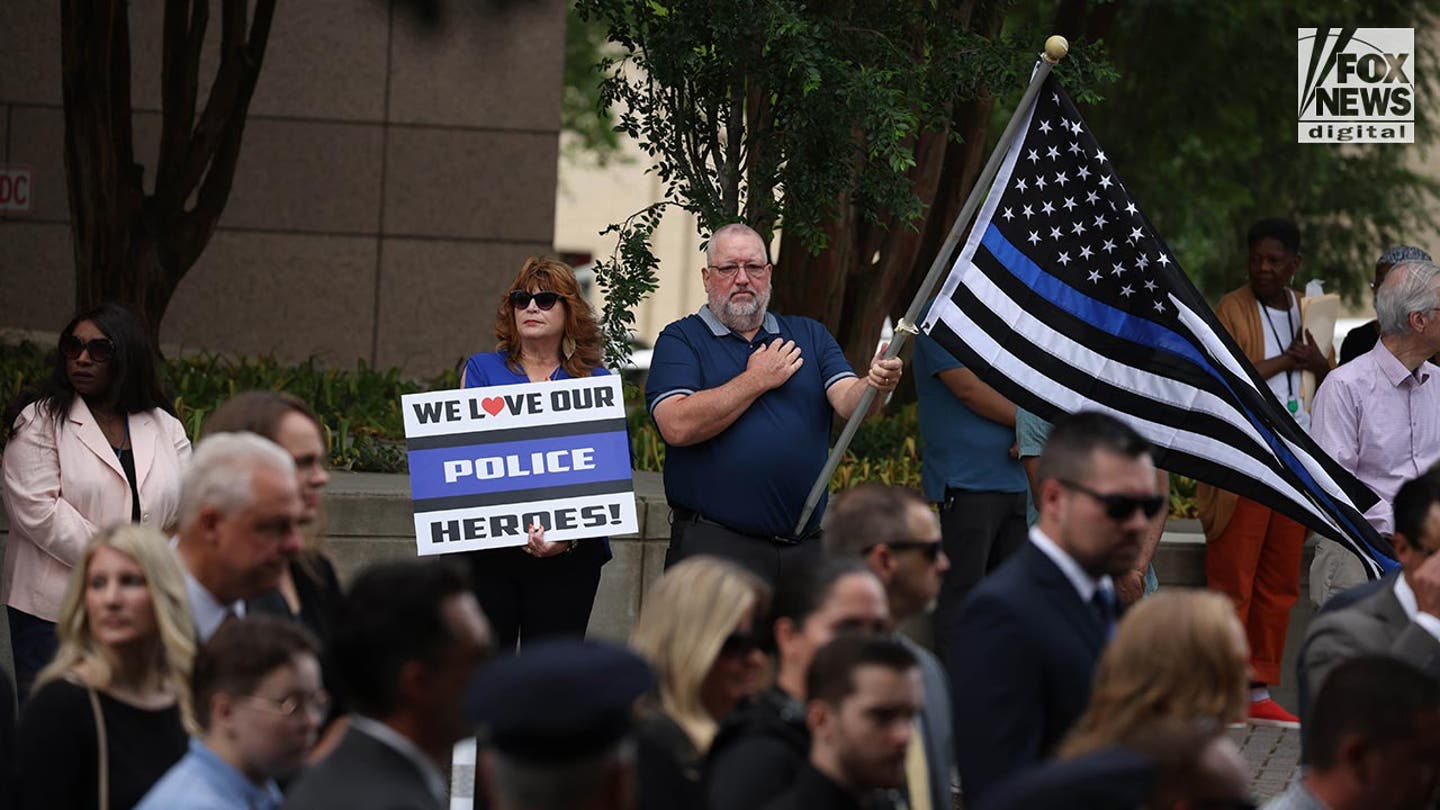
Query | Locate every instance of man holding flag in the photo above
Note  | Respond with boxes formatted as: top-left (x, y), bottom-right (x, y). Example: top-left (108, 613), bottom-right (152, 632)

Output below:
top-left (918, 66), bottom-right (1395, 729)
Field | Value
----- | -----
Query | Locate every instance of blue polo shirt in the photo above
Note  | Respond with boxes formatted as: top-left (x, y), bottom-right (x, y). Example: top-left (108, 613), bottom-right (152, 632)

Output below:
top-left (645, 307), bottom-right (855, 538)
top-left (913, 312), bottom-right (1027, 502)
top-left (136, 738), bottom-right (282, 810)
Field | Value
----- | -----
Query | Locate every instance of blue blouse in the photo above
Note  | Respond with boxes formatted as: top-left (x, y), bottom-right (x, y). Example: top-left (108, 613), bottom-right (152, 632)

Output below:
top-left (461, 351), bottom-right (614, 560)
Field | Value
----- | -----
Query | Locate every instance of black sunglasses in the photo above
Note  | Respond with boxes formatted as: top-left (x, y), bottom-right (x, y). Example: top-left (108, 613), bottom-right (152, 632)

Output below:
top-left (1059, 479), bottom-right (1166, 521)
top-left (719, 630), bottom-right (761, 658)
top-left (865, 540), bottom-right (944, 562)
top-left (60, 335), bottom-right (117, 364)
top-left (509, 290), bottom-right (562, 311)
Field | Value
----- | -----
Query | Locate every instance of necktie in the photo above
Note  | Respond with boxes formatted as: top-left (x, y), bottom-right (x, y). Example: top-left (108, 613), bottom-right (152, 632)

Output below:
top-left (1091, 587), bottom-right (1116, 640)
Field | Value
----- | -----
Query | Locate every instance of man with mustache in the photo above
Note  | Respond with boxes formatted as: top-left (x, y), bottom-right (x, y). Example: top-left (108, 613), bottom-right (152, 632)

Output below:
top-left (645, 223), bottom-right (904, 584)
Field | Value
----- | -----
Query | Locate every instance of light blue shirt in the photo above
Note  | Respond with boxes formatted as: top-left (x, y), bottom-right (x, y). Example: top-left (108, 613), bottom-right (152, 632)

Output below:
top-left (136, 738), bottom-right (282, 810)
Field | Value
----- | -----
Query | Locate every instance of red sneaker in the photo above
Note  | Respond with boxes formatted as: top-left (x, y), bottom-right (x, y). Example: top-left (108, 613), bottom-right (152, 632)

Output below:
top-left (1248, 698), bottom-right (1300, 727)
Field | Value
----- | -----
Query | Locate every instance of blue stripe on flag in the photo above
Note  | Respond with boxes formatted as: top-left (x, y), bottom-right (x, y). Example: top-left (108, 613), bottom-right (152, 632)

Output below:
top-left (980, 224), bottom-right (1396, 571)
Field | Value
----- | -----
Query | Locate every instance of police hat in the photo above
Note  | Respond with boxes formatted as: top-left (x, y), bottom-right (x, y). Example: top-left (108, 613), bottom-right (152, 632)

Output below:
top-left (467, 639), bottom-right (655, 762)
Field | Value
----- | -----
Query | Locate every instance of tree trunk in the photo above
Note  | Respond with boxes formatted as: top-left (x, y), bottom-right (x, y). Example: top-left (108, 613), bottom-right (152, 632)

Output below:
top-left (61, 0), bottom-right (278, 345)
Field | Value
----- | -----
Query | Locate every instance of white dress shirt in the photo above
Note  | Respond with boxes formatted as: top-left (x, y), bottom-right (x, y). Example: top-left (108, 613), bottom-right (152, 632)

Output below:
top-left (1029, 526), bottom-right (1114, 604)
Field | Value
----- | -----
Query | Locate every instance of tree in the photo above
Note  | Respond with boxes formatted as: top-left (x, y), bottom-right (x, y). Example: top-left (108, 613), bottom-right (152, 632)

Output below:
top-left (577, 0), bottom-right (1118, 369)
top-left (62, 1), bottom-right (277, 341)
top-left (1027, 0), bottom-right (1440, 302)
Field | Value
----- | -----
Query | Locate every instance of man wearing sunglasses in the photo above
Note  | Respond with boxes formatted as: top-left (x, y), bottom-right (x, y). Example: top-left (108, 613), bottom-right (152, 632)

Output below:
top-left (645, 222), bottom-right (904, 584)
top-left (1298, 470), bottom-right (1440, 722)
top-left (947, 411), bottom-right (1160, 804)
top-left (822, 484), bottom-right (955, 810)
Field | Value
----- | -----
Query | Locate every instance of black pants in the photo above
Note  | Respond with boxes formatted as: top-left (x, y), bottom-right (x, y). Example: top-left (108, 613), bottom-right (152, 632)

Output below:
top-left (468, 540), bottom-right (607, 654)
top-left (933, 489), bottom-right (1028, 660)
top-left (665, 512), bottom-right (821, 586)
top-left (8, 608), bottom-right (57, 703)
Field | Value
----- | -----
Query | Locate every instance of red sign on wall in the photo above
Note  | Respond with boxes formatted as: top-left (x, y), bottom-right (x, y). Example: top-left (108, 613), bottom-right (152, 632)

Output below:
top-left (0, 168), bottom-right (32, 213)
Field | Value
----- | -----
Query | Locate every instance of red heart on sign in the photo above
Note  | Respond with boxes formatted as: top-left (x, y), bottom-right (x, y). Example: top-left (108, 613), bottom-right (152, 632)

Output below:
top-left (481, 397), bottom-right (505, 416)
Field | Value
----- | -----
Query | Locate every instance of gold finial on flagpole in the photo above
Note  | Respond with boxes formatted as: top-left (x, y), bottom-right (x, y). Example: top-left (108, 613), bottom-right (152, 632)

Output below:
top-left (1042, 35), bottom-right (1069, 64)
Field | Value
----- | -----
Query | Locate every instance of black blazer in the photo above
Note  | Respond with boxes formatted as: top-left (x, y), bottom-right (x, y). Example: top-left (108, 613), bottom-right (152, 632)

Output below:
top-left (282, 725), bottom-right (441, 810)
top-left (945, 541), bottom-right (1108, 803)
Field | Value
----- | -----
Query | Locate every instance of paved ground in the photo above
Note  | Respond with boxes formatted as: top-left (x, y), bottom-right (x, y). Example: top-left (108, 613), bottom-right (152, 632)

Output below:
top-left (448, 724), bottom-right (1303, 809)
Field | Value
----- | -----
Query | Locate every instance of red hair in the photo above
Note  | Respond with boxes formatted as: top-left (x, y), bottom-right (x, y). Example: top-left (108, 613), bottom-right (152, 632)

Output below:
top-left (494, 257), bottom-right (604, 378)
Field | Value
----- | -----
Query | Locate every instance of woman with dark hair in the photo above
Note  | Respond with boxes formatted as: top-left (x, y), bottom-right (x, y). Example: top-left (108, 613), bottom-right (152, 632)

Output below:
top-left (460, 256), bottom-right (611, 652)
top-left (2, 303), bottom-right (189, 700)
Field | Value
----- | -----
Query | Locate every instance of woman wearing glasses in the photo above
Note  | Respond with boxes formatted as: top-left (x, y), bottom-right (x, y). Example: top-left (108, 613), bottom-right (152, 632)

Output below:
top-left (3, 303), bottom-right (189, 700)
top-left (16, 524), bottom-right (196, 810)
top-left (460, 257), bottom-right (611, 652)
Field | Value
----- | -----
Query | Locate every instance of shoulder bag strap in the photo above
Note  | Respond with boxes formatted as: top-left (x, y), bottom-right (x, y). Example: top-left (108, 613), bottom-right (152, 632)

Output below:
top-left (86, 686), bottom-right (110, 810)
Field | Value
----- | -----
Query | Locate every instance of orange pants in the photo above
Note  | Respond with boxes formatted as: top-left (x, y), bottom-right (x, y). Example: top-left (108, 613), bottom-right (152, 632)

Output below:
top-left (1205, 496), bottom-right (1306, 685)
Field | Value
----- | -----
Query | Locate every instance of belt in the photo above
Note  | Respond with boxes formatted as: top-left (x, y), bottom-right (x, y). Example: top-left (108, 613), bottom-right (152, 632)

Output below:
top-left (670, 506), bottom-right (820, 547)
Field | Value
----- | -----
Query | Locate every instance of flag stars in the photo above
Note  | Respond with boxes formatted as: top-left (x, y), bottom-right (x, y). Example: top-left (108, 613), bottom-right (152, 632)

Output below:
top-left (1086, 191), bottom-right (1100, 205)
top-left (1022, 204), bottom-right (1035, 219)
top-left (1016, 177), bottom-right (1029, 193)
top-left (1102, 239), bottom-right (1117, 254)
top-left (1124, 201), bottom-right (1138, 216)
top-left (1046, 145), bottom-right (1060, 160)
top-left (1002, 207), bottom-right (1015, 221)
top-left (1112, 262), bottom-right (1127, 276)
top-left (1071, 221), bottom-right (1087, 236)
top-left (1094, 150), bottom-right (1108, 163)
top-left (1062, 196), bottom-right (1077, 211)
top-left (1027, 149), bottom-right (1040, 164)
top-left (1120, 284), bottom-right (1135, 297)
top-left (1041, 200), bottom-right (1056, 215)
top-left (1099, 175), bottom-right (1114, 189)
top-left (1054, 171), bottom-right (1069, 187)
top-left (1087, 270), bottom-right (1102, 283)
top-left (1068, 141), bottom-right (1083, 156)
top-left (1144, 279), bottom-right (1158, 292)
top-left (1153, 300), bottom-right (1166, 313)
top-left (1058, 251), bottom-right (1072, 266)
top-left (1027, 230), bottom-right (1041, 246)
top-left (1035, 174), bottom-right (1048, 190)
top-left (1050, 226), bottom-right (1064, 241)
top-left (1077, 166), bottom-right (1092, 180)
top-left (1068, 119), bottom-right (1083, 135)
top-left (1039, 119), bottom-right (1053, 134)
top-left (1129, 226), bottom-right (1144, 242)
top-left (1136, 254), bottom-right (1150, 270)
top-left (1157, 253), bottom-right (1171, 267)
top-left (1093, 214), bottom-right (1109, 229)
top-left (1079, 245), bottom-right (1094, 260)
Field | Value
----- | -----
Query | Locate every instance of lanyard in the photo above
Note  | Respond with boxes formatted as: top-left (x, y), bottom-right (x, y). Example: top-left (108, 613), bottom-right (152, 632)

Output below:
top-left (1260, 295), bottom-right (1297, 406)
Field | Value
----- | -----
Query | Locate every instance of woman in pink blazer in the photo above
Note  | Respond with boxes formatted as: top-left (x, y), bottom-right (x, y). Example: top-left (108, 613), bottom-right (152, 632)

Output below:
top-left (2, 303), bottom-right (190, 700)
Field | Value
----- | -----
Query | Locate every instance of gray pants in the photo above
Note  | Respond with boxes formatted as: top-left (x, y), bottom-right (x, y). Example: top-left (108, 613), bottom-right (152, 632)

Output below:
top-left (1309, 536), bottom-right (1368, 609)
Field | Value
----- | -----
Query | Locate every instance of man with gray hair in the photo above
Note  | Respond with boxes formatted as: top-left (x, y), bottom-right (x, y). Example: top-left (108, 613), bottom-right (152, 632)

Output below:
top-left (1310, 259), bottom-right (1440, 606)
top-left (176, 431), bottom-right (303, 640)
top-left (644, 222), bottom-right (904, 583)
top-left (1339, 245), bottom-right (1432, 364)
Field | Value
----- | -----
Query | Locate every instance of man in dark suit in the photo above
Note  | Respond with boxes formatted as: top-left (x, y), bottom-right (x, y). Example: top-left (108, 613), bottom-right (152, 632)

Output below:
top-left (947, 411), bottom-right (1162, 803)
top-left (283, 561), bottom-right (493, 810)
top-left (1297, 470), bottom-right (1440, 721)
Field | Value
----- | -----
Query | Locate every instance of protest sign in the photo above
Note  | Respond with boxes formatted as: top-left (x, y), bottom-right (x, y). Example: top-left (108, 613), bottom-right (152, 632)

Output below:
top-left (401, 376), bottom-right (638, 554)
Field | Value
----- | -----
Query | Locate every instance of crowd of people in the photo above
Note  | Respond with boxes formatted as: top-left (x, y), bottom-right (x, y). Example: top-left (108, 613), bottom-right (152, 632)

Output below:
top-left (0, 217), bottom-right (1437, 810)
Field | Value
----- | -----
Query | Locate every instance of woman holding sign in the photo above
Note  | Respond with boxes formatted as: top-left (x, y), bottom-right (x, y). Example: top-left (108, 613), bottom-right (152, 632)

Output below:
top-left (460, 257), bottom-right (611, 652)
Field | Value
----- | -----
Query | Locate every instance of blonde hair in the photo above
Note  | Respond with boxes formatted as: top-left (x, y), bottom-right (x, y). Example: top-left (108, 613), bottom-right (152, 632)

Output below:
top-left (629, 556), bottom-right (769, 753)
top-left (1059, 589), bottom-right (1248, 760)
top-left (36, 524), bottom-right (199, 732)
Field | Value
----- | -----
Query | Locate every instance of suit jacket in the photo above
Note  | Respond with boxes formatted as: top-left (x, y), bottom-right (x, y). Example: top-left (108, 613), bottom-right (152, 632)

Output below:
top-left (898, 635), bottom-right (956, 810)
top-left (947, 541), bottom-right (1108, 803)
top-left (282, 725), bottom-right (441, 810)
top-left (758, 763), bottom-right (862, 810)
top-left (2, 399), bottom-right (190, 621)
top-left (1298, 578), bottom-right (1440, 720)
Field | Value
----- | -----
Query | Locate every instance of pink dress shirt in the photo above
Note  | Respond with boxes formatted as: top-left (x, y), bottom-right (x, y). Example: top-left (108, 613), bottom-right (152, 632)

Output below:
top-left (2, 398), bottom-right (190, 621)
top-left (1310, 342), bottom-right (1440, 536)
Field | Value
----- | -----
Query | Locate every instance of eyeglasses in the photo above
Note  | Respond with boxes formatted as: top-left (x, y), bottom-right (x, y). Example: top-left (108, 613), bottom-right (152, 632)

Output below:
top-left (509, 290), bottom-right (562, 311)
top-left (863, 539), bottom-right (944, 562)
top-left (707, 262), bottom-right (772, 279)
top-left (1059, 479), bottom-right (1166, 521)
top-left (60, 335), bottom-right (116, 363)
top-left (718, 630), bottom-right (761, 658)
top-left (241, 690), bottom-right (331, 720)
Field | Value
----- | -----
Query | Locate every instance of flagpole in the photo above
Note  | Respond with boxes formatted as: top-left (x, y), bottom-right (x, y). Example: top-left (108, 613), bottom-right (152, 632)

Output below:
top-left (793, 35), bottom-right (1070, 537)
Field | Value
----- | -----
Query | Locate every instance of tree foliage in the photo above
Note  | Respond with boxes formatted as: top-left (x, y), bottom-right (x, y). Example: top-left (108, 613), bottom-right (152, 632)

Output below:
top-left (577, 0), bottom-right (1120, 367)
top-left (1026, 0), bottom-right (1440, 302)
